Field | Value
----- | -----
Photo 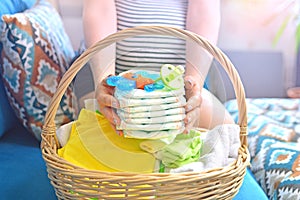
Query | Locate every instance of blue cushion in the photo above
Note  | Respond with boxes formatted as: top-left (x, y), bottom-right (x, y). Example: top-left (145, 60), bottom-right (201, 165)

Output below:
top-left (0, 0), bottom-right (37, 138)
top-left (0, 78), bottom-right (17, 137)
top-left (1, 0), bottom-right (77, 141)
top-left (226, 98), bottom-right (300, 198)
top-left (0, 0), bottom-right (36, 14)
top-left (0, 0), bottom-right (36, 30)
top-left (234, 168), bottom-right (268, 200)
top-left (0, 125), bottom-right (56, 199)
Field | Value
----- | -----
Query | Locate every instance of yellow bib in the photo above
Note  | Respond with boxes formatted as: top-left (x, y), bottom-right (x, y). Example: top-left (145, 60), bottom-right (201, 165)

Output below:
top-left (58, 109), bottom-right (156, 173)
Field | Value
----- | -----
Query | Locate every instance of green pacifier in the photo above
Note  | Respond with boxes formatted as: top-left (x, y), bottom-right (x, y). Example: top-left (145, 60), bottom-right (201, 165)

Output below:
top-left (158, 64), bottom-right (185, 90)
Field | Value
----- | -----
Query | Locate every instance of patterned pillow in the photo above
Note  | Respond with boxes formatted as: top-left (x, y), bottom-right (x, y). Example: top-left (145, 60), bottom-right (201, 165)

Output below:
top-left (225, 98), bottom-right (300, 199)
top-left (251, 141), bottom-right (300, 199)
top-left (0, 0), bottom-right (37, 138)
top-left (0, 0), bottom-right (77, 141)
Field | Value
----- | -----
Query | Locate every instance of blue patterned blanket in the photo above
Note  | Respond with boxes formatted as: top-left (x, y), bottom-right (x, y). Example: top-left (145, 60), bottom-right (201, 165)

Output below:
top-left (225, 98), bottom-right (300, 200)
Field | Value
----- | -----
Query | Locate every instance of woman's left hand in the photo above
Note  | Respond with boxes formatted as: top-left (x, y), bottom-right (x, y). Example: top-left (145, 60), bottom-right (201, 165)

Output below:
top-left (184, 75), bottom-right (202, 133)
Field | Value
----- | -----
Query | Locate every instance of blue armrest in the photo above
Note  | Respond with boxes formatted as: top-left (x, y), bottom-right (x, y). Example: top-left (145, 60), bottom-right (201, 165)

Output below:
top-left (0, 125), bottom-right (56, 200)
top-left (234, 168), bottom-right (268, 200)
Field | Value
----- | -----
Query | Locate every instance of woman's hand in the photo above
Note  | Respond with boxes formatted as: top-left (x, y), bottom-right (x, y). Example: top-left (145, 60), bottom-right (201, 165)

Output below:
top-left (95, 76), bottom-right (122, 135)
top-left (184, 75), bottom-right (202, 133)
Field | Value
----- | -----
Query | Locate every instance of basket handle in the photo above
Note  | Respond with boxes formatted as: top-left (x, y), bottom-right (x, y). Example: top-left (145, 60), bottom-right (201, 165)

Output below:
top-left (42, 26), bottom-right (247, 145)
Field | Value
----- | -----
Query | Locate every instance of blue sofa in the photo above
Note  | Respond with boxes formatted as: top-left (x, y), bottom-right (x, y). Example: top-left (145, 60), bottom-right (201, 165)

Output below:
top-left (0, 0), bottom-right (56, 199)
top-left (0, 72), bottom-right (56, 199)
top-left (0, 1), bottom-right (268, 199)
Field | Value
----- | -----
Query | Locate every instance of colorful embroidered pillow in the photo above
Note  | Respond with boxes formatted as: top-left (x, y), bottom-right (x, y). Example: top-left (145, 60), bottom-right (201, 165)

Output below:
top-left (251, 141), bottom-right (300, 199)
top-left (225, 98), bottom-right (300, 199)
top-left (0, 0), bottom-right (77, 141)
top-left (0, 0), bottom-right (37, 138)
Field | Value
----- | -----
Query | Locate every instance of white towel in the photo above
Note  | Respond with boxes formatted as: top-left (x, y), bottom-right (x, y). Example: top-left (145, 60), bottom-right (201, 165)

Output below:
top-left (170, 124), bottom-right (241, 173)
top-left (56, 121), bottom-right (73, 147)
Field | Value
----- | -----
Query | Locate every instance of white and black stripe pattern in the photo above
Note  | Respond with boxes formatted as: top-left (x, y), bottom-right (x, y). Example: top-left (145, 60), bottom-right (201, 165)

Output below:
top-left (115, 0), bottom-right (188, 74)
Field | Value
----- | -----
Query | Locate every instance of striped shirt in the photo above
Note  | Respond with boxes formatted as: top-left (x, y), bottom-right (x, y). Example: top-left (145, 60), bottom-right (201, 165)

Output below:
top-left (115, 0), bottom-right (188, 74)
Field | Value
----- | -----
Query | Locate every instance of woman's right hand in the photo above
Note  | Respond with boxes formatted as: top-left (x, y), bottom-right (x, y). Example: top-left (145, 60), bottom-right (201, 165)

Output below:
top-left (95, 76), bottom-right (122, 134)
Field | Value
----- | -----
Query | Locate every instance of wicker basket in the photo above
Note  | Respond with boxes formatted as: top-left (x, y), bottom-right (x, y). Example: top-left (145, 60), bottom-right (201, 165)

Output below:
top-left (41, 26), bottom-right (250, 200)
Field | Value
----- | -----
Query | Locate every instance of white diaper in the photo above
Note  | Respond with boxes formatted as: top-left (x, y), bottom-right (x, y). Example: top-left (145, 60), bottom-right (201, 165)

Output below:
top-left (115, 87), bottom-right (185, 99)
top-left (117, 107), bottom-right (186, 118)
top-left (120, 102), bottom-right (186, 113)
top-left (120, 114), bottom-right (186, 124)
top-left (117, 95), bottom-right (186, 108)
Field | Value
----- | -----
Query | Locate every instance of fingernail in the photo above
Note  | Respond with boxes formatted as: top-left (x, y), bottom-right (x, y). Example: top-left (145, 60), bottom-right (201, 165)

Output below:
top-left (186, 105), bottom-right (192, 112)
top-left (185, 79), bottom-right (194, 89)
top-left (186, 79), bottom-right (193, 86)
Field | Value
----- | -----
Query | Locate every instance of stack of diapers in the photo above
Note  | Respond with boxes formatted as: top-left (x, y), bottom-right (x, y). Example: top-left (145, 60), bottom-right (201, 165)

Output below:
top-left (109, 64), bottom-right (187, 139)
top-left (115, 87), bottom-right (186, 139)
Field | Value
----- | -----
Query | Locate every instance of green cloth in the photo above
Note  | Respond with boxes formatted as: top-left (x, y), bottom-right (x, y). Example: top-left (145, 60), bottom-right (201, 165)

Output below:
top-left (142, 129), bottom-right (203, 168)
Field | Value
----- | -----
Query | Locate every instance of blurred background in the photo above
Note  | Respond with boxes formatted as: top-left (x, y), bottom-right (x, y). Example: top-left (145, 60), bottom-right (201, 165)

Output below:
top-left (55, 0), bottom-right (300, 102)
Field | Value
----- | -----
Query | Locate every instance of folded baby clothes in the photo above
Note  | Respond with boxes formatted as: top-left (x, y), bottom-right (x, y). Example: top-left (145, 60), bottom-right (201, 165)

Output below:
top-left (123, 128), bottom-right (184, 139)
top-left (170, 124), bottom-right (241, 173)
top-left (56, 97), bottom-right (205, 173)
top-left (140, 129), bottom-right (203, 168)
top-left (56, 98), bottom-right (99, 148)
top-left (58, 109), bottom-right (157, 173)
